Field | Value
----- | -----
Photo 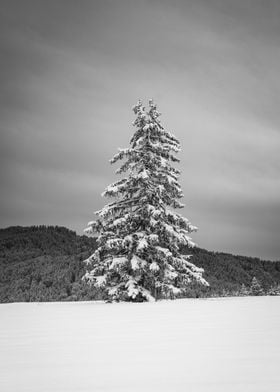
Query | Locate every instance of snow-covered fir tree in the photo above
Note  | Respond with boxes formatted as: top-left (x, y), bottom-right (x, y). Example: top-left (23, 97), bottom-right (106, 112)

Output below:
top-left (83, 100), bottom-right (208, 302)
top-left (250, 276), bottom-right (263, 296)
top-left (240, 283), bottom-right (249, 296)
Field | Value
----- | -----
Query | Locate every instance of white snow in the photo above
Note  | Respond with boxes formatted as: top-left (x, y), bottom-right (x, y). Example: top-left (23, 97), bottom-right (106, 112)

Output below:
top-left (150, 261), bottom-right (160, 271)
top-left (136, 237), bottom-right (148, 250)
top-left (138, 169), bottom-right (149, 179)
top-left (155, 246), bottom-right (172, 257)
top-left (131, 254), bottom-right (147, 270)
top-left (113, 216), bottom-right (127, 226)
top-left (109, 256), bottom-right (127, 269)
top-left (1, 297), bottom-right (280, 392)
top-left (95, 275), bottom-right (107, 287)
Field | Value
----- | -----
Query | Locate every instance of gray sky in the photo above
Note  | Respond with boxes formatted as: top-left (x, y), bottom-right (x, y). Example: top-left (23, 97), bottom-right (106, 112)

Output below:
top-left (1, 0), bottom-right (280, 260)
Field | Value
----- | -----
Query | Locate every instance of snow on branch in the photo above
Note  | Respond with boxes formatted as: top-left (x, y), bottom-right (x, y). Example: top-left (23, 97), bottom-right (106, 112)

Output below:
top-left (83, 99), bottom-right (208, 302)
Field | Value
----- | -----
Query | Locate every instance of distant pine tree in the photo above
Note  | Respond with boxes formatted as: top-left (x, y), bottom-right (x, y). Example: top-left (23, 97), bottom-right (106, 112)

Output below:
top-left (250, 277), bottom-right (263, 296)
top-left (83, 100), bottom-right (208, 302)
top-left (267, 284), bottom-right (280, 296)
top-left (240, 283), bottom-right (249, 296)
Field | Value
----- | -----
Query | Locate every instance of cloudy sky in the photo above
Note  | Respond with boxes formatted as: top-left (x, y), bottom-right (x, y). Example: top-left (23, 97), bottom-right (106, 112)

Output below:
top-left (1, 0), bottom-right (280, 260)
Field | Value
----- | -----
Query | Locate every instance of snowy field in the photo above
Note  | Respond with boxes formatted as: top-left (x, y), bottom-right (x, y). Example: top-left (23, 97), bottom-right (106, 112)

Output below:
top-left (1, 297), bottom-right (280, 392)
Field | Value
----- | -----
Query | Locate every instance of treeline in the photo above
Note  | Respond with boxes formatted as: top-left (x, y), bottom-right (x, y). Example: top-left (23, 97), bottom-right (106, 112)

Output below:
top-left (182, 246), bottom-right (280, 298)
top-left (0, 226), bottom-right (280, 303)
top-left (0, 226), bottom-right (98, 302)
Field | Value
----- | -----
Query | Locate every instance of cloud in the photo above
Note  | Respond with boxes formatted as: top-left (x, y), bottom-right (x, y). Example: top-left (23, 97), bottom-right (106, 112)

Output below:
top-left (0, 0), bottom-right (279, 259)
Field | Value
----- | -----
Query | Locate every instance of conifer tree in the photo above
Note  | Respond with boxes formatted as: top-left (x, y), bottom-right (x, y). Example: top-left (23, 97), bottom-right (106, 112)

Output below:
top-left (240, 283), bottom-right (249, 296)
top-left (250, 277), bottom-right (263, 296)
top-left (83, 100), bottom-right (208, 301)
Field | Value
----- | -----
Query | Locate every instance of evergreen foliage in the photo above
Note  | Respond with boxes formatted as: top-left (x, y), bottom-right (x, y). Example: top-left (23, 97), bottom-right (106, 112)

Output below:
top-left (189, 247), bottom-right (280, 296)
top-left (0, 226), bottom-right (280, 303)
top-left (267, 284), bottom-right (280, 296)
top-left (83, 100), bottom-right (208, 301)
top-left (240, 284), bottom-right (250, 296)
top-left (250, 276), bottom-right (263, 296)
top-left (0, 226), bottom-right (98, 302)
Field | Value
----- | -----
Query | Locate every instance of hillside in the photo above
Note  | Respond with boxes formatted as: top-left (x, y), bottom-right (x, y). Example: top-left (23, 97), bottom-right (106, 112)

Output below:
top-left (0, 226), bottom-right (97, 303)
top-left (0, 226), bottom-right (279, 303)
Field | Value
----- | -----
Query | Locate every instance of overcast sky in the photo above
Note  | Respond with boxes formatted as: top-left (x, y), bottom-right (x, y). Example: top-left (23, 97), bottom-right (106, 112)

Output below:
top-left (1, 0), bottom-right (280, 260)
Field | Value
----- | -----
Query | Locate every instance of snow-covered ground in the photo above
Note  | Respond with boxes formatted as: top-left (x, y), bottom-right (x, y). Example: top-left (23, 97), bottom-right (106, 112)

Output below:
top-left (1, 297), bottom-right (280, 392)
